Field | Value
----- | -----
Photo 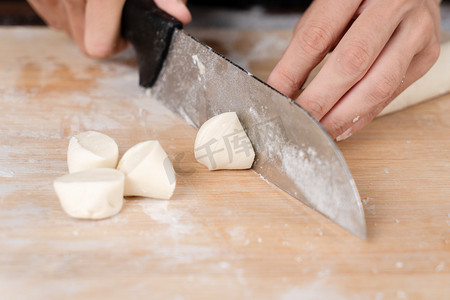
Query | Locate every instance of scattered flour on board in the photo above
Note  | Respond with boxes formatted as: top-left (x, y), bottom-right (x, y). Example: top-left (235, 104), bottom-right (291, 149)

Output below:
top-left (281, 280), bottom-right (346, 300)
top-left (362, 198), bottom-right (376, 216)
top-left (219, 261), bottom-right (230, 269)
top-left (375, 292), bottom-right (385, 300)
top-left (0, 169), bottom-right (15, 178)
top-left (397, 290), bottom-right (407, 299)
top-left (247, 34), bottom-right (290, 61)
top-left (148, 244), bottom-right (219, 267)
top-left (135, 200), bottom-right (194, 238)
top-left (0, 183), bottom-right (20, 201)
top-left (227, 226), bottom-right (248, 244)
top-left (435, 261), bottom-right (445, 272)
top-left (0, 202), bottom-right (46, 228)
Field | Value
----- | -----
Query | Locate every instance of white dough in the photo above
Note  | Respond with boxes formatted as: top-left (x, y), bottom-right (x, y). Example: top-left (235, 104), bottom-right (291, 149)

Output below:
top-left (53, 168), bottom-right (124, 219)
top-left (117, 141), bottom-right (176, 199)
top-left (67, 131), bottom-right (119, 173)
top-left (194, 112), bottom-right (255, 170)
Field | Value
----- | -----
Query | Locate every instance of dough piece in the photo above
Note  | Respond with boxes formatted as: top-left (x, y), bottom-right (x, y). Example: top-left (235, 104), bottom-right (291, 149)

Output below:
top-left (53, 168), bottom-right (124, 219)
top-left (67, 131), bottom-right (119, 173)
top-left (194, 112), bottom-right (255, 170)
top-left (117, 141), bottom-right (176, 199)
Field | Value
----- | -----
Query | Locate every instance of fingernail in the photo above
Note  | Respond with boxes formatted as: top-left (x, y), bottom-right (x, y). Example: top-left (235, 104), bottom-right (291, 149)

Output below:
top-left (336, 127), bottom-right (353, 142)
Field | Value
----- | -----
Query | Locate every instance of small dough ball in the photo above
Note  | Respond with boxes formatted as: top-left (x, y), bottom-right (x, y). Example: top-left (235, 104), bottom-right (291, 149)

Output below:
top-left (194, 112), bottom-right (255, 170)
top-left (53, 168), bottom-right (125, 219)
top-left (117, 141), bottom-right (176, 199)
top-left (67, 131), bottom-right (119, 173)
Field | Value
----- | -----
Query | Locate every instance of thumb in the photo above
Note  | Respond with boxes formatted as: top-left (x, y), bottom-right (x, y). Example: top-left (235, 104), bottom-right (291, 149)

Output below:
top-left (153, 0), bottom-right (191, 25)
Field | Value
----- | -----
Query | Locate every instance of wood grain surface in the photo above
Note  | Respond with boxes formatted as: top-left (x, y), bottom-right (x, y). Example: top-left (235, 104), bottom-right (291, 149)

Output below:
top-left (0, 27), bottom-right (449, 300)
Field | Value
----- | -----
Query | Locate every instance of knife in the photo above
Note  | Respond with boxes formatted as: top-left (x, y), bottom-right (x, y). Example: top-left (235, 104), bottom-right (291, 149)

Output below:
top-left (121, 0), bottom-right (366, 239)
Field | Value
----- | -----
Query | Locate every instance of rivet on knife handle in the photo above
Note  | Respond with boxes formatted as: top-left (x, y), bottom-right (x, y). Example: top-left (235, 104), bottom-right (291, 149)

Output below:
top-left (121, 0), bottom-right (182, 87)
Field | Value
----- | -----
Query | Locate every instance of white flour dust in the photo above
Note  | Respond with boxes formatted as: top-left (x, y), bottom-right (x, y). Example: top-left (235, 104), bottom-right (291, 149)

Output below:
top-left (435, 261), bottom-right (445, 272)
top-left (135, 200), bottom-right (194, 238)
top-left (281, 280), bottom-right (345, 300)
top-left (192, 54), bottom-right (206, 75)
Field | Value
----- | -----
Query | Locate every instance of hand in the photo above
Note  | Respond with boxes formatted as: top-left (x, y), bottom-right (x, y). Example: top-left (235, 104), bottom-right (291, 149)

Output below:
top-left (27, 0), bottom-right (191, 58)
top-left (267, 0), bottom-right (442, 141)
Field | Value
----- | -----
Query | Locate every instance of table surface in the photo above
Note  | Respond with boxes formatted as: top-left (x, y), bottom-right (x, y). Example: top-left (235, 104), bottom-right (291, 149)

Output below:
top-left (0, 27), bottom-right (449, 300)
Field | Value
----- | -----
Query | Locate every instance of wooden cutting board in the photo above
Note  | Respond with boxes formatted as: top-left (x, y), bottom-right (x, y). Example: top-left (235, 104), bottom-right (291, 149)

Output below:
top-left (0, 27), bottom-right (449, 299)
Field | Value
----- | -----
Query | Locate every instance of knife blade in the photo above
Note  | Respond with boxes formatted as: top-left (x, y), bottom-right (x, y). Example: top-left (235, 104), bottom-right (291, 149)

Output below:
top-left (122, 0), bottom-right (366, 239)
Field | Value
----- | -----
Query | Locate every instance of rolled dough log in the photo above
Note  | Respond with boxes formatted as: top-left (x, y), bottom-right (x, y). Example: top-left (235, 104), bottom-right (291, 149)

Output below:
top-left (67, 131), bottom-right (119, 173)
top-left (194, 112), bottom-right (255, 170)
top-left (53, 168), bottom-right (124, 219)
top-left (117, 141), bottom-right (176, 199)
top-left (303, 33), bottom-right (450, 117)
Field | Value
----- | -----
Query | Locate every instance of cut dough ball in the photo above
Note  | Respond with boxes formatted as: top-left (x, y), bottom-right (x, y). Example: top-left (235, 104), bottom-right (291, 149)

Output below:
top-left (53, 168), bottom-right (124, 219)
top-left (194, 112), bottom-right (255, 170)
top-left (117, 141), bottom-right (176, 199)
top-left (67, 131), bottom-right (119, 173)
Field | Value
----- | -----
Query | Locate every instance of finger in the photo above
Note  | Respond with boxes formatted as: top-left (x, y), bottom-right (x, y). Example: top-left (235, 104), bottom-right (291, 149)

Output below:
top-left (267, 0), bottom-right (362, 98)
top-left (62, 0), bottom-right (87, 52)
top-left (27, 0), bottom-right (68, 31)
top-left (154, 0), bottom-right (192, 25)
top-left (336, 39), bottom-right (440, 142)
top-left (324, 35), bottom-right (415, 140)
top-left (296, 0), bottom-right (411, 121)
top-left (84, 0), bottom-right (128, 58)
top-left (322, 14), bottom-right (440, 140)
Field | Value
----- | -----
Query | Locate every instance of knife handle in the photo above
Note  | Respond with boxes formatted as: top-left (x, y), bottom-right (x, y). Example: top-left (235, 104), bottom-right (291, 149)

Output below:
top-left (121, 0), bottom-right (182, 87)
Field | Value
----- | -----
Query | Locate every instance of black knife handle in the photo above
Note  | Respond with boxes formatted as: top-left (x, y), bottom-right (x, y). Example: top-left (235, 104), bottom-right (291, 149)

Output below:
top-left (121, 0), bottom-right (182, 87)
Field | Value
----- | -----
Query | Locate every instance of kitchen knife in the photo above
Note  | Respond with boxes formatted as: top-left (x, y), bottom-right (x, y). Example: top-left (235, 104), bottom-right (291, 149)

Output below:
top-left (121, 0), bottom-right (366, 239)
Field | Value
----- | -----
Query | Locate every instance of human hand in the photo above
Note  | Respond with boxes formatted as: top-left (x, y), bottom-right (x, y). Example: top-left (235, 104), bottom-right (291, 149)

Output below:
top-left (267, 0), bottom-right (442, 141)
top-left (27, 0), bottom-right (191, 58)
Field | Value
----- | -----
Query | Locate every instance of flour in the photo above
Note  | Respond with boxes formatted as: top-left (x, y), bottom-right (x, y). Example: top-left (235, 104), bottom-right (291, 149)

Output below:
top-left (247, 34), bottom-right (290, 61)
top-left (148, 244), bottom-right (218, 266)
top-left (281, 144), bottom-right (362, 232)
top-left (281, 280), bottom-right (345, 300)
top-left (192, 54), bottom-right (206, 75)
top-left (0, 202), bottom-right (46, 228)
top-left (435, 261), bottom-right (445, 272)
top-left (397, 290), bottom-right (407, 299)
top-left (227, 226), bottom-right (247, 244)
top-left (1, 129), bottom-right (62, 139)
top-left (135, 200), bottom-right (194, 239)
top-left (0, 236), bottom-right (33, 249)
top-left (141, 200), bottom-right (179, 223)
top-left (375, 292), bottom-right (385, 300)
top-left (0, 183), bottom-right (19, 201)
top-left (0, 169), bottom-right (15, 178)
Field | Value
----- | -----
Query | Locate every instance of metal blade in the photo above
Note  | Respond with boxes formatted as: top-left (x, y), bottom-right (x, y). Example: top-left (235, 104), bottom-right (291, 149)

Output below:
top-left (150, 29), bottom-right (366, 239)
